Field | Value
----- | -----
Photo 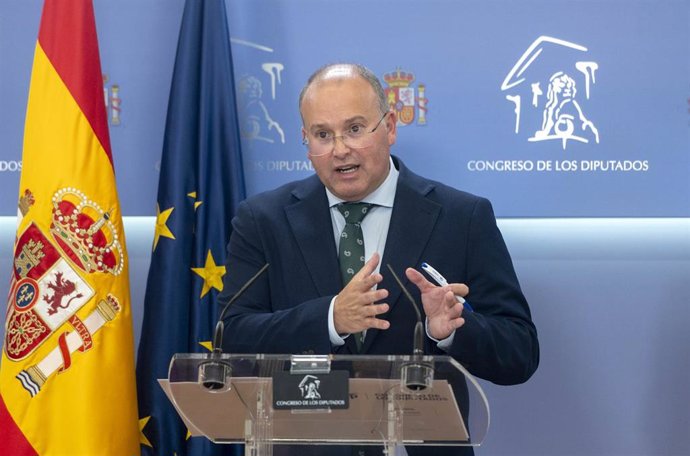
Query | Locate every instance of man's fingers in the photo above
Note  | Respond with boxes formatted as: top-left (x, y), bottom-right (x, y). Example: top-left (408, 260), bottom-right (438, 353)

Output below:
top-left (450, 317), bottom-right (465, 331)
top-left (364, 288), bottom-right (388, 303)
top-left (405, 267), bottom-right (434, 291)
top-left (444, 290), bottom-right (459, 306)
top-left (406, 267), bottom-right (470, 298)
top-left (355, 252), bottom-right (381, 279)
top-left (366, 317), bottom-right (390, 330)
top-left (364, 303), bottom-right (389, 317)
top-left (450, 301), bottom-right (463, 316)
top-left (346, 254), bottom-right (384, 292)
top-left (360, 272), bottom-right (384, 290)
top-left (449, 283), bottom-right (469, 298)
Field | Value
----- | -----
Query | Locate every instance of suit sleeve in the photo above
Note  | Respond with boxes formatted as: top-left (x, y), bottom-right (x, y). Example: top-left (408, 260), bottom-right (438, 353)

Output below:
top-left (446, 198), bottom-right (539, 385)
top-left (218, 200), bottom-right (334, 355)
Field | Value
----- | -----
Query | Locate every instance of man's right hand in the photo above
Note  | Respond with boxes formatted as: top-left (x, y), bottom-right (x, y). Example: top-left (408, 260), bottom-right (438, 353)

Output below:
top-left (333, 252), bottom-right (390, 335)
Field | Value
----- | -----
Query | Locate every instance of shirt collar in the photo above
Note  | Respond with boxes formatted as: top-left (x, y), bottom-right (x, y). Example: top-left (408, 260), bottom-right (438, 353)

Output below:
top-left (326, 156), bottom-right (399, 208)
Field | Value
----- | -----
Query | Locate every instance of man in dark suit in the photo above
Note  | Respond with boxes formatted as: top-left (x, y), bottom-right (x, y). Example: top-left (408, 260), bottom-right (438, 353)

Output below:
top-left (219, 63), bottom-right (539, 455)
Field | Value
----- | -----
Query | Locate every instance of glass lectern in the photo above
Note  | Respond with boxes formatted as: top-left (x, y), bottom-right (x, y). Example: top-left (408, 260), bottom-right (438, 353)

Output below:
top-left (160, 353), bottom-right (489, 455)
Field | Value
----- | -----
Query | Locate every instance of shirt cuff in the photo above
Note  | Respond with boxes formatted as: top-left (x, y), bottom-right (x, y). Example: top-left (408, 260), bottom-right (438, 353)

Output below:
top-left (425, 317), bottom-right (455, 351)
top-left (328, 296), bottom-right (347, 346)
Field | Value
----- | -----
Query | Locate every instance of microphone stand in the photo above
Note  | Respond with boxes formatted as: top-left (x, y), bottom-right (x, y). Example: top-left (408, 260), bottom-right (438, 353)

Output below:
top-left (199, 263), bottom-right (270, 390)
top-left (386, 264), bottom-right (434, 392)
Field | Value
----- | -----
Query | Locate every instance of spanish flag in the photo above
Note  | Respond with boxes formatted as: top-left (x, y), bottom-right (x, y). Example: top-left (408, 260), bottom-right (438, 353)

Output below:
top-left (0, 1), bottom-right (139, 455)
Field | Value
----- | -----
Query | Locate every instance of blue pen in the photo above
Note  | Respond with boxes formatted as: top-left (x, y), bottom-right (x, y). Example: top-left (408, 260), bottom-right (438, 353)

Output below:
top-left (421, 262), bottom-right (474, 312)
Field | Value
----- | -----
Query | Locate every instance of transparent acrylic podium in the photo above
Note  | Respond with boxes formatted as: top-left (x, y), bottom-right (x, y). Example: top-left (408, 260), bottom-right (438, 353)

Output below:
top-left (159, 353), bottom-right (489, 455)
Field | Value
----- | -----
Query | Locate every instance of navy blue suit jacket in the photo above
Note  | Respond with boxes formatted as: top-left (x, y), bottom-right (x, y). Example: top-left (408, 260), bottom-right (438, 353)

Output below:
top-left (219, 156), bottom-right (538, 455)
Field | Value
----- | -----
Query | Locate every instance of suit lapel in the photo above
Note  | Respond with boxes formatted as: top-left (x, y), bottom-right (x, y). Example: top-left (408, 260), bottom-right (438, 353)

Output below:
top-left (283, 161), bottom-right (441, 353)
top-left (362, 162), bottom-right (441, 352)
top-left (285, 180), bottom-right (360, 353)
top-left (284, 176), bottom-right (342, 297)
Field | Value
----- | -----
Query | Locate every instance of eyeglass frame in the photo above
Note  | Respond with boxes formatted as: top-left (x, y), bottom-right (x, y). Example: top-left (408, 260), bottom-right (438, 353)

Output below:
top-left (302, 111), bottom-right (389, 156)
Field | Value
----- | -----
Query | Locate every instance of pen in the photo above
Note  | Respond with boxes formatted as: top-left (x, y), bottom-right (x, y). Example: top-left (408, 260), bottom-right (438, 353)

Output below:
top-left (421, 262), bottom-right (474, 312)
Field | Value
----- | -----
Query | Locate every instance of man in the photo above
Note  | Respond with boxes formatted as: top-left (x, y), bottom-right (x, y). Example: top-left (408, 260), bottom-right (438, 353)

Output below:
top-left (219, 63), bottom-right (539, 455)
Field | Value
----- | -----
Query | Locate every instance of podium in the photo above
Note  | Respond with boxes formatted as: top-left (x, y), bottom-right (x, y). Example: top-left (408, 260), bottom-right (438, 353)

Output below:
top-left (160, 353), bottom-right (489, 455)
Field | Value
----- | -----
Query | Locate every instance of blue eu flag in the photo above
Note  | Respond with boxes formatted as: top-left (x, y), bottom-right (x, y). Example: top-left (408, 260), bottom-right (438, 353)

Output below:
top-left (136, 1), bottom-right (245, 455)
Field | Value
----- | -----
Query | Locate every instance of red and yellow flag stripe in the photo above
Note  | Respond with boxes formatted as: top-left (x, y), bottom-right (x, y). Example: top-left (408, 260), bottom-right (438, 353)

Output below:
top-left (0, 1), bottom-right (139, 455)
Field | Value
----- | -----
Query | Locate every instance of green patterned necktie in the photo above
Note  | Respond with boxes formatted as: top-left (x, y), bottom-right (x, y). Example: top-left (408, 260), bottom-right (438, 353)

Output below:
top-left (337, 202), bottom-right (373, 351)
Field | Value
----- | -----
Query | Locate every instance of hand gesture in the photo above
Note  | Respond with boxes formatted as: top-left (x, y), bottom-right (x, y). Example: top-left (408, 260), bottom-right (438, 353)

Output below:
top-left (333, 253), bottom-right (390, 335)
top-left (405, 267), bottom-right (468, 340)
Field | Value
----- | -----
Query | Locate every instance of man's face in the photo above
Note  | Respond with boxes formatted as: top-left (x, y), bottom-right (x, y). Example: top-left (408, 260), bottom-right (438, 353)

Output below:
top-left (301, 74), bottom-right (397, 202)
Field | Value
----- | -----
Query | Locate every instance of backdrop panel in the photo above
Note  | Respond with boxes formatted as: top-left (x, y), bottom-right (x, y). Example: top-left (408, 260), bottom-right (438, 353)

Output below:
top-left (1, 0), bottom-right (688, 217)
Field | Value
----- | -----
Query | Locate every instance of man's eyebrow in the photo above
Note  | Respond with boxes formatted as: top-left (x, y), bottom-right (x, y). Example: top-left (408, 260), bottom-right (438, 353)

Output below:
top-left (308, 116), bottom-right (368, 132)
top-left (307, 122), bottom-right (330, 132)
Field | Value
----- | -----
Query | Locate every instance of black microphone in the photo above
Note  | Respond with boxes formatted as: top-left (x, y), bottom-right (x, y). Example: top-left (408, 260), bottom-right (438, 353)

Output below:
top-left (386, 264), bottom-right (434, 392)
top-left (199, 263), bottom-right (269, 390)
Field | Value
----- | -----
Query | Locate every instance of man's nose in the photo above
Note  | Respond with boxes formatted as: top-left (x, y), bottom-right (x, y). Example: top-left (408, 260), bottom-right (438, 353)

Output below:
top-left (332, 135), bottom-right (351, 156)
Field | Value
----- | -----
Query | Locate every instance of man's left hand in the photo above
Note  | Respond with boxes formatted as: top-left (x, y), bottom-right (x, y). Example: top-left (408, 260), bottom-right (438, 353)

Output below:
top-left (405, 268), bottom-right (468, 340)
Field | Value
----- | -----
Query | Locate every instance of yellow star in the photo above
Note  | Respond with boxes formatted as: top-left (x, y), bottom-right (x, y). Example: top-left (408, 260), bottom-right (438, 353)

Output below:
top-left (199, 341), bottom-right (213, 352)
top-left (191, 250), bottom-right (226, 298)
top-left (187, 191), bottom-right (203, 211)
top-left (139, 416), bottom-right (153, 448)
top-left (153, 204), bottom-right (175, 251)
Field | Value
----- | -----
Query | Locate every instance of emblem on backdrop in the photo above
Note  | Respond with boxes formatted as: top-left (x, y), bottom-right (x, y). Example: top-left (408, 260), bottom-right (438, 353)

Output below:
top-left (383, 68), bottom-right (428, 126)
top-left (235, 41), bottom-right (287, 145)
top-left (103, 74), bottom-right (121, 126)
top-left (501, 36), bottom-right (600, 149)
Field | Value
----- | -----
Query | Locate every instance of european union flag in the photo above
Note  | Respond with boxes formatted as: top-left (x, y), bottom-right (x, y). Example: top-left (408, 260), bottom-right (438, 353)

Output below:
top-left (136, 1), bottom-right (245, 455)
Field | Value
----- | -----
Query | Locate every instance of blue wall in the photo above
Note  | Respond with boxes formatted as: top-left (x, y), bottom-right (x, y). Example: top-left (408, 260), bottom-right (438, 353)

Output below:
top-left (1, 1), bottom-right (689, 455)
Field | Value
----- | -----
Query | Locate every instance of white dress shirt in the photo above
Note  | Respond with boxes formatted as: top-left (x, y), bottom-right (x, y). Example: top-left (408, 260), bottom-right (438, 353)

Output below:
top-left (326, 157), bottom-right (398, 345)
top-left (325, 157), bottom-right (455, 351)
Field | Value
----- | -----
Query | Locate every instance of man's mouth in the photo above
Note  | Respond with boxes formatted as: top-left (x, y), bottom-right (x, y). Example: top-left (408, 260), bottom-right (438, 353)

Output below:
top-left (337, 165), bottom-right (359, 174)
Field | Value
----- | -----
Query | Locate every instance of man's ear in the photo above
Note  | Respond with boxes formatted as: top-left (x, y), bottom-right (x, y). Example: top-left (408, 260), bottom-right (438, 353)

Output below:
top-left (385, 111), bottom-right (397, 146)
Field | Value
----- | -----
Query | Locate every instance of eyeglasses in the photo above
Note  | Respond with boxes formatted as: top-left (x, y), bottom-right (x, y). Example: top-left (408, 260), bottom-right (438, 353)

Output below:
top-left (303, 112), bottom-right (388, 157)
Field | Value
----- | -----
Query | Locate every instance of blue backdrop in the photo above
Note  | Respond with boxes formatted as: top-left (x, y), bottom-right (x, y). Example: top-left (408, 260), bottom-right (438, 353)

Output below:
top-left (0, 1), bottom-right (689, 456)
top-left (1, 0), bottom-right (688, 217)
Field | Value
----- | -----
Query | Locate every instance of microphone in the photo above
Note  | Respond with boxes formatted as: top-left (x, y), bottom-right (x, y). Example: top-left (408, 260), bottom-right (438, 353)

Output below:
top-left (199, 263), bottom-right (269, 390)
top-left (386, 264), bottom-right (434, 392)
